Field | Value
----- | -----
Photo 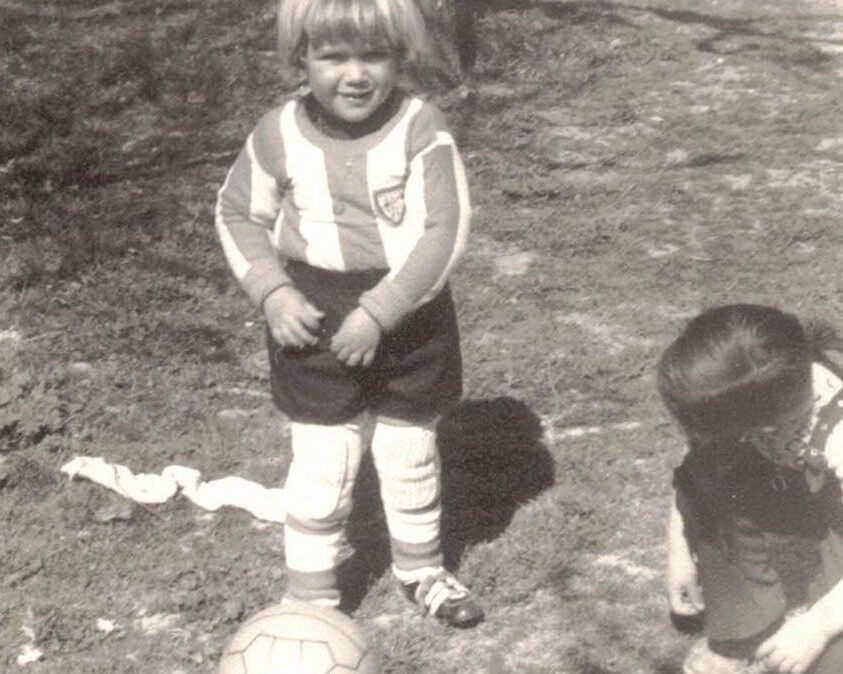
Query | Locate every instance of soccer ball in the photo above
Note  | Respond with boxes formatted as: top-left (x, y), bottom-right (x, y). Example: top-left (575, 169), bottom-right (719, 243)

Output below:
top-left (218, 602), bottom-right (380, 674)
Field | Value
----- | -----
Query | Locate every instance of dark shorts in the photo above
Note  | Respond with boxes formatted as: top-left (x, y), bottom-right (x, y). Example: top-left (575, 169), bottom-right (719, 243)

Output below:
top-left (267, 261), bottom-right (462, 424)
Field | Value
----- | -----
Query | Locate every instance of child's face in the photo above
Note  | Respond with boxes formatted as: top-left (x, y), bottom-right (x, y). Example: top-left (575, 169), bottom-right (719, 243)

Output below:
top-left (742, 385), bottom-right (815, 468)
top-left (304, 38), bottom-right (399, 126)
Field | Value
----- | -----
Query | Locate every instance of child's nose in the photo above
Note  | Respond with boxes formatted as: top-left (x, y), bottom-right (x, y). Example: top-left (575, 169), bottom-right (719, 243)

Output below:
top-left (344, 60), bottom-right (368, 84)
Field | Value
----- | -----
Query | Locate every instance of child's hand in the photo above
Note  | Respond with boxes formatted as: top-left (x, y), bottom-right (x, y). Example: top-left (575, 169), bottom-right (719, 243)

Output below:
top-left (667, 538), bottom-right (704, 616)
top-left (330, 307), bottom-right (381, 367)
top-left (756, 610), bottom-right (829, 674)
top-left (264, 285), bottom-right (324, 348)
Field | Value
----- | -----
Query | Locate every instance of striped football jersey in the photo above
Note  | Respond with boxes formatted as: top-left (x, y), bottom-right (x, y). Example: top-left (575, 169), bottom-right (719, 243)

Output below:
top-left (215, 94), bottom-right (470, 331)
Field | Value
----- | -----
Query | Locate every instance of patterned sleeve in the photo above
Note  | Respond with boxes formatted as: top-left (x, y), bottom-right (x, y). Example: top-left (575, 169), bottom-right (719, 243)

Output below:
top-left (813, 363), bottom-right (843, 448)
top-left (215, 107), bottom-right (292, 309)
top-left (358, 103), bottom-right (470, 331)
top-left (808, 363), bottom-right (843, 493)
top-left (820, 406), bottom-right (843, 479)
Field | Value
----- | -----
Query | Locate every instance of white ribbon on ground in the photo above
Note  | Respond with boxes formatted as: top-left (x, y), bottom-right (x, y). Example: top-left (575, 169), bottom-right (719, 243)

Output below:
top-left (60, 456), bottom-right (286, 523)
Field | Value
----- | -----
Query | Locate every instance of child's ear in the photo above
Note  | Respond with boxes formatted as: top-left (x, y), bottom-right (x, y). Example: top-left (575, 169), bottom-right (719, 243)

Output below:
top-left (393, 49), bottom-right (412, 77)
top-left (280, 57), bottom-right (308, 91)
top-left (286, 46), bottom-right (308, 79)
top-left (290, 40), bottom-right (308, 72)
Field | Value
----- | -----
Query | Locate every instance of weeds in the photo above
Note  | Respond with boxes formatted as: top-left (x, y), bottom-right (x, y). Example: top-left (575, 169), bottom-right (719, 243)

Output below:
top-left (99, 34), bottom-right (164, 103)
top-left (0, 369), bottom-right (66, 453)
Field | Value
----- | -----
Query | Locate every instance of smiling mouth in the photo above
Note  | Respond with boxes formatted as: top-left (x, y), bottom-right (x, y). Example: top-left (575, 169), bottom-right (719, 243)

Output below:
top-left (339, 91), bottom-right (372, 103)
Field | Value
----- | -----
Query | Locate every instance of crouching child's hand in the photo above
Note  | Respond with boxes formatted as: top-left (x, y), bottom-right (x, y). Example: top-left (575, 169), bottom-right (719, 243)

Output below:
top-left (756, 609), bottom-right (830, 674)
top-left (667, 545), bottom-right (705, 617)
top-left (667, 497), bottom-right (705, 619)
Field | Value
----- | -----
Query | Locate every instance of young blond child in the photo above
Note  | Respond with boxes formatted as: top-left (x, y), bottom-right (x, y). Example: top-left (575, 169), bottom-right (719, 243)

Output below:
top-left (658, 304), bottom-right (843, 674)
top-left (214, 0), bottom-right (482, 627)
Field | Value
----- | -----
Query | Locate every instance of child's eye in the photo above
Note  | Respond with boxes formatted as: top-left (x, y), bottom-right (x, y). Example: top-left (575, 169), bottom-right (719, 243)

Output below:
top-left (364, 50), bottom-right (391, 62)
top-left (311, 44), bottom-right (346, 61)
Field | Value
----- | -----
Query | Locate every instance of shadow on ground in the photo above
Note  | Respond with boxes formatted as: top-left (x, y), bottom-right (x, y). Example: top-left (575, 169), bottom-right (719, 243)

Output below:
top-left (338, 396), bottom-right (554, 610)
top-left (339, 451), bottom-right (391, 612)
top-left (438, 396), bottom-right (555, 567)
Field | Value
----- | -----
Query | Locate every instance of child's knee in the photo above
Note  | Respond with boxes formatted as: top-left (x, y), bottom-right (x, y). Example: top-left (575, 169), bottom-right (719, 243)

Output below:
top-left (371, 419), bottom-right (440, 511)
top-left (285, 421), bottom-right (363, 521)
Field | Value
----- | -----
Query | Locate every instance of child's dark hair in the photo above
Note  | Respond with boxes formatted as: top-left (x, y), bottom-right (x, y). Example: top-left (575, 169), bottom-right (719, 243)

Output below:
top-left (657, 304), bottom-right (814, 444)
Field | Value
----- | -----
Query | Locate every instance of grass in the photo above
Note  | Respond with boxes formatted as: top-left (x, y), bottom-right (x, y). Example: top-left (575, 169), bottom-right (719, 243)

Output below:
top-left (2, 0), bottom-right (843, 672)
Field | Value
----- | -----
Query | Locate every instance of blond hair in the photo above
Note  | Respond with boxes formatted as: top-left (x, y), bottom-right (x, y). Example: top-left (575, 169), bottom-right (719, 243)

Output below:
top-left (278, 0), bottom-right (429, 68)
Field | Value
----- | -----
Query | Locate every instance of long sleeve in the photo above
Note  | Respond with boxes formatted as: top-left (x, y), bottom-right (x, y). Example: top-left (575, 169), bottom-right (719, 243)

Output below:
top-left (358, 105), bottom-right (470, 331)
top-left (215, 108), bottom-right (292, 308)
top-left (795, 364), bottom-right (843, 644)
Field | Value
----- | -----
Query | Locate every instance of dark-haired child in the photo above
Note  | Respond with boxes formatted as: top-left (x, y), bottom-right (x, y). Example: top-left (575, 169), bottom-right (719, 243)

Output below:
top-left (658, 304), bottom-right (843, 674)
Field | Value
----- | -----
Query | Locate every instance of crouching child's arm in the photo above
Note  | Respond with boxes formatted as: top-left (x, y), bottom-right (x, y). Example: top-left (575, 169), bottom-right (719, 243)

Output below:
top-left (755, 578), bottom-right (843, 674)
top-left (667, 491), bottom-right (705, 617)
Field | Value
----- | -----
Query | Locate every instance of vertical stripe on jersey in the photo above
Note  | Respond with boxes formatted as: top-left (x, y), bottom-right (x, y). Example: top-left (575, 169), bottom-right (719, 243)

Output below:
top-left (323, 151), bottom-right (383, 267)
top-left (422, 133), bottom-right (471, 301)
top-left (366, 98), bottom-right (425, 272)
top-left (392, 134), bottom-right (470, 304)
top-left (246, 134), bottom-right (283, 224)
top-left (216, 145), bottom-right (278, 282)
top-left (280, 105), bottom-right (345, 270)
top-left (215, 167), bottom-right (252, 281)
top-left (215, 110), bottom-right (290, 305)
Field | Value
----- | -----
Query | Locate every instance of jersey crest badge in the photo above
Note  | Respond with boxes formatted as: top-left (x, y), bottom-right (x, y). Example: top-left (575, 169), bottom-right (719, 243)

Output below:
top-left (373, 185), bottom-right (406, 225)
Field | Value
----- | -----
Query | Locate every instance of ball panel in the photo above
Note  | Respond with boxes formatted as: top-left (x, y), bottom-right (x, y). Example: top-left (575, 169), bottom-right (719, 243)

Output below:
top-left (242, 635), bottom-right (275, 673)
top-left (284, 603), bottom-right (370, 646)
top-left (218, 651), bottom-right (247, 674)
top-left (227, 604), bottom-right (369, 654)
top-left (227, 617), bottom-right (360, 656)
top-left (220, 602), bottom-right (379, 674)
top-left (248, 602), bottom-right (370, 647)
top-left (266, 639), bottom-right (304, 671)
top-left (297, 641), bottom-right (334, 673)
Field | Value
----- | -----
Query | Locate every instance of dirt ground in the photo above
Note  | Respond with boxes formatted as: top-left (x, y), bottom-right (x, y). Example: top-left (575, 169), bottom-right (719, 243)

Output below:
top-left (2, 0), bottom-right (843, 672)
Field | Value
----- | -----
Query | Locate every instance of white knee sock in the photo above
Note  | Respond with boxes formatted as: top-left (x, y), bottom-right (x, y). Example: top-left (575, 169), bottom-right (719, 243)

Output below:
top-left (283, 420), bottom-right (363, 604)
top-left (370, 419), bottom-right (443, 578)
